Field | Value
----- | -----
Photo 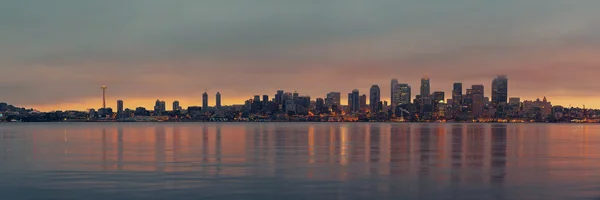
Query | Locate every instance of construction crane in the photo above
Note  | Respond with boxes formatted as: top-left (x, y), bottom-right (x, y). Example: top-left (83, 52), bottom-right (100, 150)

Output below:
top-left (398, 108), bottom-right (410, 122)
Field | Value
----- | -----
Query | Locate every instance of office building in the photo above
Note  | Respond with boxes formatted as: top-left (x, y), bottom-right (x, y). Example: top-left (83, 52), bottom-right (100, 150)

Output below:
top-left (202, 92), bottom-right (209, 111)
top-left (391, 79), bottom-right (399, 109)
top-left (452, 83), bottom-right (463, 106)
top-left (262, 95), bottom-right (269, 108)
top-left (360, 94), bottom-right (367, 111)
top-left (433, 91), bottom-right (445, 104)
top-left (172, 100), bottom-right (180, 111)
top-left (398, 84), bottom-right (411, 105)
top-left (492, 75), bottom-right (508, 107)
top-left (275, 90), bottom-right (284, 106)
top-left (347, 92), bottom-right (353, 112)
top-left (471, 85), bottom-right (484, 117)
top-left (216, 92), bottom-right (222, 110)
top-left (370, 85), bottom-right (381, 113)
top-left (326, 92), bottom-right (341, 107)
top-left (420, 77), bottom-right (430, 96)
top-left (432, 91), bottom-right (445, 116)
top-left (117, 100), bottom-right (123, 114)
top-left (351, 89), bottom-right (360, 113)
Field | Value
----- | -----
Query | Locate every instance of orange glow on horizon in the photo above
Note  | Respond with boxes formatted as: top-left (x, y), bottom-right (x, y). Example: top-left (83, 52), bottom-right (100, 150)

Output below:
top-left (19, 95), bottom-right (600, 112)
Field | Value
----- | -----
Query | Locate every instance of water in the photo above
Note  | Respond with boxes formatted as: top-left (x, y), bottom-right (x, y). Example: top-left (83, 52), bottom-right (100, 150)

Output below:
top-left (1, 123), bottom-right (600, 200)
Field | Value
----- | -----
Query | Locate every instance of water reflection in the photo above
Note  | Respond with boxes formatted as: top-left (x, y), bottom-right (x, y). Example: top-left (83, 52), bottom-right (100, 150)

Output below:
top-left (4, 123), bottom-right (600, 199)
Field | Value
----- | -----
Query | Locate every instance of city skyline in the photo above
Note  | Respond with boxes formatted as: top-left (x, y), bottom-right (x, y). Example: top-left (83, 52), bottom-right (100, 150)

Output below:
top-left (4, 74), bottom-right (595, 112)
top-left (17, 75), bottom-right (570, 113)
top-left (2, 1), bottom-right (600, 111)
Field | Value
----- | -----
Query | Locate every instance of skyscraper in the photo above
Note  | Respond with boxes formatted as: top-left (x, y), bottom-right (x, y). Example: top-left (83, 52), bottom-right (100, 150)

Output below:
top-left (117, 100), bottom-right (123, 114)
top-left (326, 92), bottom-right (341, 107)
top-left (492, 75), bottom-right (508, 107)
top-left (173, 100), bottom-right (180, 111)
top-left (293, 91), bottom-right (299, 102)
top-left (154, 99), bottom-right (165, 115)
top-left (253, 95), bottom-right (261, 103)
top-left (202, 92), bottom-right (208, 110)
top-left (420, 77), bottom-right (431, 105)
top-left (471, 85), bottom-right (484, 117)
top-left (275, 90), bottom-right (284, 106)
top-left (262, 95), bottom-right (269, 108)
top-left (432, 92), bottom-right (446, 118)
top-left (352, 89), bottom-right (360, 113)
top-left (398, 84), bottom-right (411, 105)
top-left (253, 95), bottom-right (261, 112)
top-left (452, 83), bottom-right (463, 117)
top-left (433, 92), bottom-right (445, 104)
top-left (370, 85), bottom-right (381, 113)
top-left (391, 79), bottom-right (399, 109)
top-left (360, 94), bottom-right (367, 111)
top-left (420, 77), bottom-right (430, 97)
top-left (216, 92), bottom-right (222, 110)
top-left (347, 92), bottom-right (353, 112)
top-left (452, 83), bottom-right (463, 106)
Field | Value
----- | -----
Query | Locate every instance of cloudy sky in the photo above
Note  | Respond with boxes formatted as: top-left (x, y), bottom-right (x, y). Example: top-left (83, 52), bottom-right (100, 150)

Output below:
top-left (2, 0), bottom-right (600, 111)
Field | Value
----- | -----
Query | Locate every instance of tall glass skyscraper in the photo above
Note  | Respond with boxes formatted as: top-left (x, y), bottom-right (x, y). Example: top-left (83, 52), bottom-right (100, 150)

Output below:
top-left (352, 89), bottom-right (360, 113)
top-left (492, 75), bottom-right (508, 107)
top-left (370, 85), bottom-right (381, 112)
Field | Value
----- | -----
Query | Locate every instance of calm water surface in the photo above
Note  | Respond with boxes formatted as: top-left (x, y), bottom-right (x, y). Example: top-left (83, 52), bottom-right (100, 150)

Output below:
top-left (1, 123), bottom-right (600, 200)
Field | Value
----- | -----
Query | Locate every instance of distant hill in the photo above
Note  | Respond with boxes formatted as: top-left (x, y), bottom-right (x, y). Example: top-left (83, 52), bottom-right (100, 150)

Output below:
top-left (0, 102), bottom-right (33, 113)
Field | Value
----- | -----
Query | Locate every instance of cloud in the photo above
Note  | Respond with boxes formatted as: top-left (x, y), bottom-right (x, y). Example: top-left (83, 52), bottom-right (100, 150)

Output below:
top-left (1, 0), bottom-right (600, 110)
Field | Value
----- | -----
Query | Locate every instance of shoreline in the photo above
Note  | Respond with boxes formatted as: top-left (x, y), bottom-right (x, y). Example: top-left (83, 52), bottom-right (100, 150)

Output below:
top-left (1, 121), bottom-right (596, 124)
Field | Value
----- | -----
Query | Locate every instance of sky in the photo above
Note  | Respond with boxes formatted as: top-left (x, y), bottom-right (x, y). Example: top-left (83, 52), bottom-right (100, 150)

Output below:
top-left (1, 0), bottom-right (600, 111)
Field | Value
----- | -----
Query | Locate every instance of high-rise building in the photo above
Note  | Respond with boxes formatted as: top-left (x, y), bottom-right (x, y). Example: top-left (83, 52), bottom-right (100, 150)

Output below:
top-left (351, 89), bottom-right (360, 113)
top-left (262, 95), bottom-right (269, 108)
top-left (202, 92), bottom-right (209, 110)
top-left (420, 77), bottom-right (431, 105)
top-left (216, 92), bottom-right (222, 110)
top-left (398, 84), bottom-right (411, 105)
top-left (433, 92), bottom-right (445, 104)
top-left (452, 83), bottom-right (463, 106)
top-left (316, 98), bottom-right (326, 113)
top-left (154, 99), bottom-right (166, 115)
top-left (369, 85), bottom-right (381, 113)
top-left (347, 93), bottom-right (353, 109)
top-left (293, 91), bottom-right (299, 102)
top-left (173, 100), bottom-right (180, 111)
top-left (297, 96), bottom-right (311, 115)
top-left (117, 100), bottom-right (123, 114)
top-left (326, 92), bottom-right (341, 107)
top-left (420, 77), bottom-right (430, 97)
top-left (154, 99), bottom-right (161, 111)
top-left (492, 75), bottom-right (508, 107)
top-left (275, 90), bottom-right (284, 106)
top-left (432, 91), bottom-right (445, 115)
top-left (285, 99), bottom-right (296, 113)
top-left (252, 95), bottom-right (262, 112)
top-left (391, 79), bottom-right (399, 109)
top-left (471, 85), bottom-right (484, 117)
top-left (360, 94), bottom-right (367, 111)
top-left (464, 89), bottom-right (473, 107)
top-left (452, 83), bottom-right (463, 117)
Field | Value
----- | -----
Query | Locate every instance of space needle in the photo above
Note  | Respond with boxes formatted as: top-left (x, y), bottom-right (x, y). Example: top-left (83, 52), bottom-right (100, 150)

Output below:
top-left (101, 85), bottom-right (107, 109)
